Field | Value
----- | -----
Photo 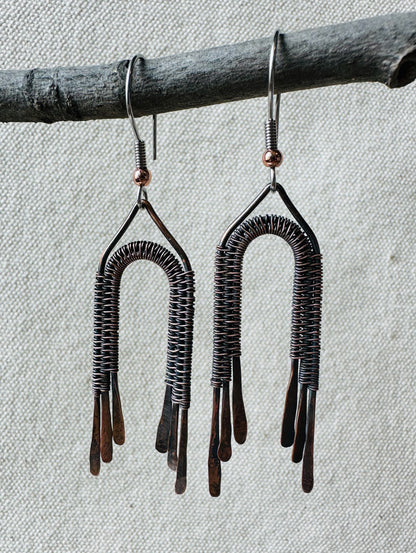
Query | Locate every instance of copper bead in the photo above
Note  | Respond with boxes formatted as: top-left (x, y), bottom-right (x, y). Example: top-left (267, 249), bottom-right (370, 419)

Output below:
top-left (262, 149), bottom-right (283, 168)
top-left (133, 168), bottom-right (151, 187)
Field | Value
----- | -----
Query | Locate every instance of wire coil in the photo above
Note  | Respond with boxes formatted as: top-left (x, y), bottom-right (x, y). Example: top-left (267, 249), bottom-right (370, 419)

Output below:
top-left (265, 119), bottom-right (278, 151)
top-left (92, 240), bottom-right (194, 409)
top-left (211, 214), bottom-right (322, 391)
top-left (134, 139), bottom-right (148, 170)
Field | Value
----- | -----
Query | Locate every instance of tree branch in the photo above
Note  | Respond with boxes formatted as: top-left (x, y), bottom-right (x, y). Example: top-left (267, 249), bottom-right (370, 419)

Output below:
top-left (1, 12), bottom-right (415, 124)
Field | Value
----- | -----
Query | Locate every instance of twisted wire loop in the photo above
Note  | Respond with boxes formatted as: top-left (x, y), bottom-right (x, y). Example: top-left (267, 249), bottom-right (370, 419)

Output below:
top-left (90, 240), bottom-right (195, 494)
top-left (209, 213), bottom-right (322, 496)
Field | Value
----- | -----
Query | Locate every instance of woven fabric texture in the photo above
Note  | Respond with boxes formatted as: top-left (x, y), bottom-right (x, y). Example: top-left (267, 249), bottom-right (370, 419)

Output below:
top-left (1, 1), bottom-right (415, 552)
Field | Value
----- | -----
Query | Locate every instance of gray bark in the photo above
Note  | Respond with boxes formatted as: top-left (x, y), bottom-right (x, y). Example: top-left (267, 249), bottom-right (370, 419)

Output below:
top-left (1, 12), bottom-right (415, 124)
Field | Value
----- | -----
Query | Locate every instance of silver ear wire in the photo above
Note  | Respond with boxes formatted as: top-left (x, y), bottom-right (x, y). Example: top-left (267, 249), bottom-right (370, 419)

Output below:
top-left (263, 30), bottom-right (283, 190)
top-left (267, 30), bottom-right (281, 122)
top-left (152, 113), bottom-right (157, 161)
top-left (126, 55), bottom-right (157, 196)
top-left (126, 55), bottom-right (144, 142)
top-left (126, 55), bottom-right (158, 153)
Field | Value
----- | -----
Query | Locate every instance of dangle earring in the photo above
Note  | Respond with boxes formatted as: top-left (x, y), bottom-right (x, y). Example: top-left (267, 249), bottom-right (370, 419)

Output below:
top-left (89, 55), bottom-right (195, 495)
top-left (208, 30), bottom-right (322, 496)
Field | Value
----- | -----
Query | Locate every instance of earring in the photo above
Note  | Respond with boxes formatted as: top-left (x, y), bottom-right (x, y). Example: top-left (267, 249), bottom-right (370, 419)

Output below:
top-left (89, 55), bottom-right (195, 495)
top-left (208, 30), bottom-right (322, 496)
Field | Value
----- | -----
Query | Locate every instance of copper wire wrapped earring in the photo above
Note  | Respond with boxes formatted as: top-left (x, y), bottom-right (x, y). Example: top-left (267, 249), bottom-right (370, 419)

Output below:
top-left (89, 55), bottom-right (195, 495)
top-left (208, 30), bottom-right (322, 496)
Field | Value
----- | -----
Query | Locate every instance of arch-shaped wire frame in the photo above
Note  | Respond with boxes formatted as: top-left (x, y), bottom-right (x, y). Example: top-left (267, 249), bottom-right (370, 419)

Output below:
top-left (208, 186), bottom-right (322, 497)
top-left (90, 200), bottom-right (194, 495)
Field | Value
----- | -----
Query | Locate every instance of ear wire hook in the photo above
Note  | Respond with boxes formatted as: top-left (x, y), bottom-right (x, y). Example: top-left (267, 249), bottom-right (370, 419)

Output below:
top-left (263, 29), bottom-right (283, 191)
top-left (125, 55), bottom-right (143, 143)
top-left (268, 30), bottom-right (281, 123)
top-left (126, 54), bottom-right (157, 189)
top-left (97, 54), bottom-right (188, 276)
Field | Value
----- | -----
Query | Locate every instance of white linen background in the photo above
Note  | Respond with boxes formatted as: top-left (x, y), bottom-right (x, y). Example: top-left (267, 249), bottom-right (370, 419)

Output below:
top-left (1, 1), bottom-right (415, 551)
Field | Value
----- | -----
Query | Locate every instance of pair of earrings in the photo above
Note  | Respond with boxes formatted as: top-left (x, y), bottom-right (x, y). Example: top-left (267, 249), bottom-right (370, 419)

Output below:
top-left (89, 31), bottom-right (322, 496)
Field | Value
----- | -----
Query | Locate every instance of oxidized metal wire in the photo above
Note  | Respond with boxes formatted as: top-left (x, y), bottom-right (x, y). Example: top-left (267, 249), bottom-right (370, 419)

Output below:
top-left (211, 214), bottom-right (321, 389)
top-left (97, 241), bottom-right (194, 408)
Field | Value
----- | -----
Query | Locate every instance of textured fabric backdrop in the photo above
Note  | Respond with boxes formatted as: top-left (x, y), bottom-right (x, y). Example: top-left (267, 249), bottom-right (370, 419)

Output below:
top-left (1, 1), bottom-right (415, 552)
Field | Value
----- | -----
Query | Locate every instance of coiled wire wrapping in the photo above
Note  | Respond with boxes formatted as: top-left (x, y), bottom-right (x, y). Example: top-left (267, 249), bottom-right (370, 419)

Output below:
top-left (95, 241), bottom-right (194, 408)
top-left (92, 274), bottom-right (105, 397)
top-left (265, 119), bottom-right (278, 151)
top-left (90, 239), bottom-right (195, 494)
top-left (211, 215), bottom-right (322, 390)
top-left (134, 140), bottom-right (148, 171)
top-left (209, 210), bottom-right (322, 496)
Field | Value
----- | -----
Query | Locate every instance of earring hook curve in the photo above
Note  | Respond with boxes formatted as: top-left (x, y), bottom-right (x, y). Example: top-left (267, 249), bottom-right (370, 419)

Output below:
top-left (268, 29), bottom-right (281, 123)
top-left (126, 55), bottom-right (143, 143)
top-left (125, 55), bottom-right (157, 160)
top-left (263, 30), bottom-right (283, 190)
